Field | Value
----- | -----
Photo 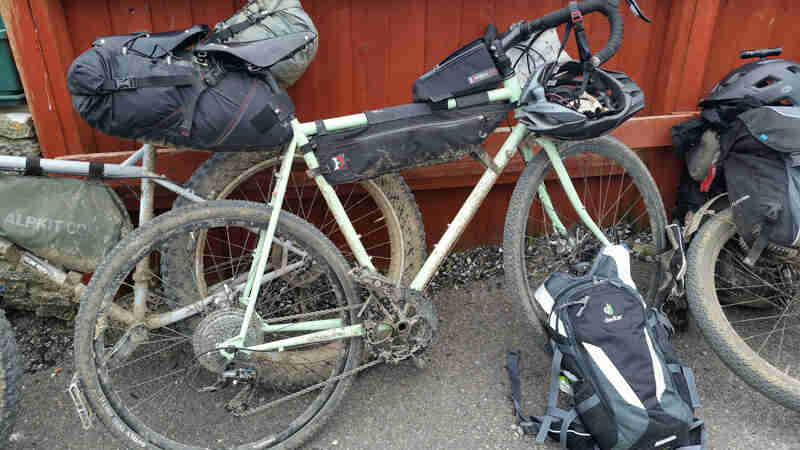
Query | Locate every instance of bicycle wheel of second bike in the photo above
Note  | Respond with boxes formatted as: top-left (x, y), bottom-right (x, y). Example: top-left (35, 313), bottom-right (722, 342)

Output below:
top-left (504, 136), bottom-right (667, 327)
top-left (686, 208), bottom-right (800, 411)
top-left (170, 150), bottom-right (426, 286)
top-left (74, 201), bottom-right (362, 450)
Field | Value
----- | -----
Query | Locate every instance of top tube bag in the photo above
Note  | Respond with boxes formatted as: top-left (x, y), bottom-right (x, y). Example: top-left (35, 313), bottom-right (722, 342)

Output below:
top-left (413, 26), bottom-right (509, 103)
top-left (310, 99), bottom-right (513, 185)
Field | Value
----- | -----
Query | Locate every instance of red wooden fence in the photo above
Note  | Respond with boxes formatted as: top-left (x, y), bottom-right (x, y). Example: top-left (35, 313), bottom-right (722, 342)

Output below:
top-left (0, 0), bottom-right (796, 248)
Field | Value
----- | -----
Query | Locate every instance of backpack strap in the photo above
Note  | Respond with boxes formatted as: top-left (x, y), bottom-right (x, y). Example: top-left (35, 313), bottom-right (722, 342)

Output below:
top-left (535, 343), bottom-right (566, 443)
top-left (673, 420), bottom-right (706, 450)
top-left (507, 351), bottom-right (537, 434)
top-left (205, 7), bottom-right (292, 43)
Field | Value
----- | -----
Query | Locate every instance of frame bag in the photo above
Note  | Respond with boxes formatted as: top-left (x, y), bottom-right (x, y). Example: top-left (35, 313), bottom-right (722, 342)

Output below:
top-left (508, 246), bottom-right (705, 450)
top-left (67, 27), bottom-right (295, 152)
top-left (722, 106), bottom-right (800, 262)
top-left (0, 175), bottom-right (131, 273)
top-left (310, 100), bottom-right (512, 185)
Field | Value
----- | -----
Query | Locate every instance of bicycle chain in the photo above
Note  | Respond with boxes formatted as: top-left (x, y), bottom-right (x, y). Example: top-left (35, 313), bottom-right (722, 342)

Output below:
top-left (231, 358), bottom-right (385, 417)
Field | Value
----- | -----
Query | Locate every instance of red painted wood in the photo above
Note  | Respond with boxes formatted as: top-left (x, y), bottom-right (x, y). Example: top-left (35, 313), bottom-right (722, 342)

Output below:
top-left (0, 0), bottom-right (70, 158)
top-left (62, 0), bottom-right (119, 154)
top-left (673, 0), bottom-right (721, 111)
top-left (189, 0), bottom-right (235, 27)
top-left (701, 0), bottom-right (798, 100)
top-left (28, 0), bottom-right (98, 156)
top-left (148, 0), bottom-right (193, 31)
top-left (386, 0), bottom-right (426, 106)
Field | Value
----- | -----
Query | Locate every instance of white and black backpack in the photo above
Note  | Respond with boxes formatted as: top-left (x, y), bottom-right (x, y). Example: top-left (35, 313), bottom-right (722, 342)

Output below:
top-left (508, 245), bottom-right (704, 450)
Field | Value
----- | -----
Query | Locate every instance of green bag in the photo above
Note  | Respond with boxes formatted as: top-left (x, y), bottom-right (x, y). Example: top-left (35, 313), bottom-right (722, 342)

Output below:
top-left (208, 0), bottom-right (318, 88)
top-left (0, 175), bottom-right (131, 272)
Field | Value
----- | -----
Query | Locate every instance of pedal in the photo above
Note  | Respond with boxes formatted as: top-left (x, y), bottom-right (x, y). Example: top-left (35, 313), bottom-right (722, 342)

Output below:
top-left (68, 373), bottom-right (93, 430)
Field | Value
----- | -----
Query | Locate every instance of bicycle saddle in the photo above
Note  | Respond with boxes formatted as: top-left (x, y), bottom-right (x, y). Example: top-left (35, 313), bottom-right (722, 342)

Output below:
top-left (194, 32), bottom-right (317, 68)
top-left (93, 25), bottom-right (210, 58)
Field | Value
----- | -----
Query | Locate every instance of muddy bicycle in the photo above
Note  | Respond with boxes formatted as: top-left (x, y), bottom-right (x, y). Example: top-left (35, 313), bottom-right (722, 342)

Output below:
top-left (67, 0), bottom-right (667, 448)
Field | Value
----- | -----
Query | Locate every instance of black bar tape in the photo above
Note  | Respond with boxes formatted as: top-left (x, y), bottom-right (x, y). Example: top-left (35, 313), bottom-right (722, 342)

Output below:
top-left (24, 157), bottom-right (43, 176)
top-left (88, 162), bottom-right (105, 179)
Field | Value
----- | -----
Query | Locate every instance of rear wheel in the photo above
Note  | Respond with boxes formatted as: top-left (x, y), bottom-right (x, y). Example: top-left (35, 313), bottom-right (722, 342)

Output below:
top-left (686, 208), bottom-right (800, 411)
top-left (75, 201), bottom-right (363, 449)
top-left (504, 136), bottom-right (668, 327)
top-left (170, 150), bottom-right (426, 286)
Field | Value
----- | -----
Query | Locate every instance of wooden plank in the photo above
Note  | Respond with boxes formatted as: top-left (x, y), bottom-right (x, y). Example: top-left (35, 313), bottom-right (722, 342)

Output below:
top-left (386, 0), bottom-right (426, 106)
top-left (675, 0), bottom-right (721, 111)
top-left (108, 0), bottom-right (153, 33)
top-left (62, 0), bottom-right (121, 154)
top-left (290, 0), bottom-right (356, 119)
top-left (189, 0), bottom-right (235, 27)
top-left (349, 1), bottom-right (392, 112)
top-left (424, 0), bottom-right (464, 68)
top-left (29, 0), bottom-right (98, 156)
top-left (700, 0), bottom-right (784, 97)
top-left (0, 0), bottom-right (69, 158)
top-left (650, 0), bottom-right (698, 114)
top-left (148, 0), bottom-right (193, 31)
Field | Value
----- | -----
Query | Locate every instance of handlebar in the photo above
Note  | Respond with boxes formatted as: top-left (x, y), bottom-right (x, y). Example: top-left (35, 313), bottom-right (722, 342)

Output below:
top-left (501, 0), bottom-right (624, 66)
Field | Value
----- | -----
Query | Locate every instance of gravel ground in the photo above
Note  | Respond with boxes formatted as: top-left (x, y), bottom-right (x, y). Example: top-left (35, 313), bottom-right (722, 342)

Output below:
top-left (5, 242), bottom-right (800, 449)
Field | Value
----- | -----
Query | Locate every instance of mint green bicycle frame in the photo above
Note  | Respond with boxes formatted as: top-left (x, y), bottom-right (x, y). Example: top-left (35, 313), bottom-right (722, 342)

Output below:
top-left (218, 76), bottom-right (613, 354)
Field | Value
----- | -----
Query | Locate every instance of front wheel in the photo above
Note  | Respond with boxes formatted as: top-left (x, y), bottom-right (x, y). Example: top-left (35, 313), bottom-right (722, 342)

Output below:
top-left (686, 208), bottom-right (800, 411)
top-left (504, 136), bottom-right (667, 327)
top-left (75, 201), bottom-right (363, 449)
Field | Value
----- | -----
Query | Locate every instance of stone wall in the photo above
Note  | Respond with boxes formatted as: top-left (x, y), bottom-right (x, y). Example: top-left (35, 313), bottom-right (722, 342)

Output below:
top-left (0, 113), bottom-right (78, 321)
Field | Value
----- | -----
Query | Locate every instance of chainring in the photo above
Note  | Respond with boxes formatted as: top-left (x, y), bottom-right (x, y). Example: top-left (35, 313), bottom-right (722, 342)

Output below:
top-left (352, 268), bottom-right (439, 364)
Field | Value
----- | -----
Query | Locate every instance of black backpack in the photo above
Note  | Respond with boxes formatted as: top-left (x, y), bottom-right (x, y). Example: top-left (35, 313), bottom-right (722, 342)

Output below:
top-left (722, 106), bottom-right (800, 264)
top-left (507, 245), bottom-right (704, 450)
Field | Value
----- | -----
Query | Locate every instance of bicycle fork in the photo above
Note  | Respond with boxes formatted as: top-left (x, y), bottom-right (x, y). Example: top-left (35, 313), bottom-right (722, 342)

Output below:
top-left (529, 138), bottom-right (611, 247)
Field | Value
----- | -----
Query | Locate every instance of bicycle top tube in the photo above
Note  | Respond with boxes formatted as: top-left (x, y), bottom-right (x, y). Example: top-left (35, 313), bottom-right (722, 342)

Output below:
top-left (296, 78), bottom-right (522, 138)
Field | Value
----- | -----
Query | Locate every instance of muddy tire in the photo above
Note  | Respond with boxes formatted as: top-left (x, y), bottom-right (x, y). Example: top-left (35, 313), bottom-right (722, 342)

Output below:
top-left (75, 201), bottom-right (363, 449)
top-left (504, 136), bottom-right (667, 329)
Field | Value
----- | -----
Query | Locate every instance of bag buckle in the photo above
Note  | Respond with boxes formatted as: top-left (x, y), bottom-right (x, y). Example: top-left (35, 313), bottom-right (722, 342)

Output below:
top-left (569, 1), bottom-right (583, 23)
top-left (114, 78), bottom-right (136, 90)
top-left (203, 66), bottom-right (225, 86)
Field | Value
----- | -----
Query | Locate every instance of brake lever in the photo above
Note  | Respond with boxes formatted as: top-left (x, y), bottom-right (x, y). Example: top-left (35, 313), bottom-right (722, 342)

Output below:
top-left (625, 0), bottom-right (652, 23)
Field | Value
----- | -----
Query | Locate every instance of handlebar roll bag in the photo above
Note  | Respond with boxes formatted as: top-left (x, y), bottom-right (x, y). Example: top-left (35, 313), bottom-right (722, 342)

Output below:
top-left (0, 175), bottom-right (132, 273)
top-left (312, 101), bottom-right (513, 185)
top-left (67, 43), bottom-right (295, 152)
top-left (413, 37), bottom-right (504, 103)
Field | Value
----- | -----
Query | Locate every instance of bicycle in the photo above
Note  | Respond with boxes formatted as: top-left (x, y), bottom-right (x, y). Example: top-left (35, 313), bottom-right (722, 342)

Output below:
top-left (70, 0), bottom-right (667, 448)
top-left (679, 48), bottom-right (800, 413)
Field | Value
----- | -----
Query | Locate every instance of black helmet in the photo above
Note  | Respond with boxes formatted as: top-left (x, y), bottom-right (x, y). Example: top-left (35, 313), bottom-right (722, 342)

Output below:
top-left (519, 61), bottom-right (644, 141)
top-left (701, 59), bottom-right (800, 107)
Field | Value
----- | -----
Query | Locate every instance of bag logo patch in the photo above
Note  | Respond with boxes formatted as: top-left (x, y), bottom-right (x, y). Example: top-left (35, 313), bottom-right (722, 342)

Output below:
top-left (603, 303), bottom-right (623, 323)
top-left (468, 68), bottom-right (499, 85)
top-left (331, 154), bottom-right (346, 171)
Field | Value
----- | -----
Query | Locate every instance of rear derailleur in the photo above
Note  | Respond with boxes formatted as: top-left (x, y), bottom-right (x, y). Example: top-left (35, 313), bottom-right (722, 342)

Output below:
top-left (351, 268), bottom-right (439, 367)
